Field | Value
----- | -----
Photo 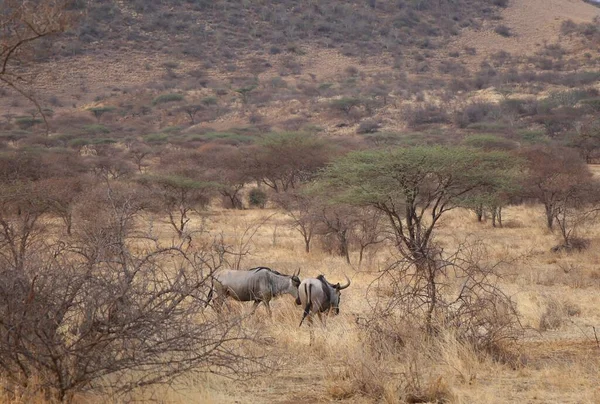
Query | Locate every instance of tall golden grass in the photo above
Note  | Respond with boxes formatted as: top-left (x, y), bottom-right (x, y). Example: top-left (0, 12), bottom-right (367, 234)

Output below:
top-left (3, 204), bottom-right (599, 403)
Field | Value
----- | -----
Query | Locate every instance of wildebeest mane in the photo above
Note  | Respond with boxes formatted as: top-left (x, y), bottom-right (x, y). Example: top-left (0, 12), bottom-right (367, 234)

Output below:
top-left (249, 266), bottom-right (284, 276)
top-left (316, 274), bottom-right (332, 304)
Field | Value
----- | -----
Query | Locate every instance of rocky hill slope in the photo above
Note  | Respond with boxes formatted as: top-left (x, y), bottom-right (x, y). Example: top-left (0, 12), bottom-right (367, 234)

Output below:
top-left (1, 0), bottom-right (599, 150)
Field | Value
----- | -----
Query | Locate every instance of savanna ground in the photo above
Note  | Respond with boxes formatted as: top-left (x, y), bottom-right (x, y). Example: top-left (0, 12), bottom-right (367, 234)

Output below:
top-left (3, 1), bottom-right (600, 403)
top-left (127, 202), bottom-right (600, 404)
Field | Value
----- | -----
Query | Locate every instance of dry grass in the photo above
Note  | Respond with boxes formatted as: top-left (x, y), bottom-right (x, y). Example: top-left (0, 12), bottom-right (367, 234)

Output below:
top-left (85, 203), bottom-right (598, 403)
top-left (2, 203), bottom-right (599, 403)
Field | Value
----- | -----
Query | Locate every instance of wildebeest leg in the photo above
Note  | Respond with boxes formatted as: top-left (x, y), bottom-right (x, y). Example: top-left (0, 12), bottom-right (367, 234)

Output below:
top-left (250, 300), bottom-right (260, 315)
top-left (317, 312), bottom-right (327, 328)
top-left (264, 300), bottom-right (272, 318)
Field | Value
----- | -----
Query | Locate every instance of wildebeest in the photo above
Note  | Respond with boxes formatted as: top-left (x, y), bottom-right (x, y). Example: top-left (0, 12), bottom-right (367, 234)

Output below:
top-left (297, 274), bottom-right (351, 327)
top-left (209, 267), bottom-right (301, 316)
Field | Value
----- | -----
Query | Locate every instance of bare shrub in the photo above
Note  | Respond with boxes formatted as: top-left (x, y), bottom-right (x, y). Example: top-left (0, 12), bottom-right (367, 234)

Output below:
top-left (494, 25), bottom-right (512, 37)
top-left (329, 98), bottom-right (362, 117)
top-left (279, 117), bottom-right (308, 131)
top-left (0, 183), bottom-right (266, 402)
top-left (438, 60), bottom-right (467, 75)
top-left (199, 145), bottom-right (253, 210)
top-left (464, 46), bottom-right (477, 55)
top-left (362, 239), bottom-right (522, 362)
top-left (539, 298), bottom-right (566, 331)
top-left (402, 374), bottom-right (455, 404)
top-left (563, 300), bottom-right (582, 317)
top-left (403, 103), bottom-right (450, 128)
top-left (490, 50), bottom-right (512, 66)
top-left (356, 119), bottom-right (381, 134)
top-left (344, 322), bottom-right (459, 403)
top-left (453, 101), bottom-right (501, 128)
top-left (326, 354), bottom-right (386, 400)
top-left (552, 181), bottom-right (600, 251)
top-left (313, 203), bottom-right (359, 264)
top-left (551, 237), bottom-right (591, 253)
top-left (351, 208), bottom-right (387, 266)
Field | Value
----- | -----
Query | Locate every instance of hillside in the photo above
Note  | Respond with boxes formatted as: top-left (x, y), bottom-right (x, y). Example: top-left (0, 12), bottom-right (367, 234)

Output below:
top-left (1, 0), bottom-right (599, 151)
top-left (451, 0), bottom-right (600, 60)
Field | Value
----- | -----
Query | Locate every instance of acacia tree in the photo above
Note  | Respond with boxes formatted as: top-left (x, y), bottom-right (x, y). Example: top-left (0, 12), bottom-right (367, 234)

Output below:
top-left (0, 149), bottom-right (88, 237)
top-left (90, 154), bottom-right (135, 182)
top-left (200, 146), bottom-right (252, 210)
top-left (87, 106), bottom-right (115, 122)
top-left (0, 181), bottom-right (50, 272)
top-left (0, 150), bottom-right (81, 269)
top-left (139, 174), bottom-right (214, 238)
top-left (467, 174), bottom-right (521, 227)
top-left (127, 143), bottom-right (153, 173)
top-left (179, 103), bottom-right (204, 124)
top-left (569, 119), bottom-right (600, 163)
top-left (249, 132), bottom-right (332, 193)
top-left (0, 0), bottom-right (74, 134)
top-left (322, 146), bottom-right (518, 264)
top-left (273, 191), bottom-right (319, 254)
top-left (320, 146), bottom-right (519, 332)
top-left (519, 146), bottom-right (592, 230)
top-left (351, 207), bottom-right (386, 266)
top-left (549, 175), bottom-right (600, 249)
top-left (45, 176), bottom-right (87, 236)
top-left (314, 203), bottom-right (358, 265)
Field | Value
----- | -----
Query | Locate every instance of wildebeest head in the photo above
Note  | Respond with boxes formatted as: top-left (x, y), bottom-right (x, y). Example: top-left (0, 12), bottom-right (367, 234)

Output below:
top-left (287, 268), bottom-right (301, 299)
top-left (291, 268), bottom-right (301, 289)
top-left (317, 274), bottom-right (350, 315)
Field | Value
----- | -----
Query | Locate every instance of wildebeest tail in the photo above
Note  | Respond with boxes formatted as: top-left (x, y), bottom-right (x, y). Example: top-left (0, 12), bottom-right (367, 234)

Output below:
top-left (299, 283), bottom-right (312, 327)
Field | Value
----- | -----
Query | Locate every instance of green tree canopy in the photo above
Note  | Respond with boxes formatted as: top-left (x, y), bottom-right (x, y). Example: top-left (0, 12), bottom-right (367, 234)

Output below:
top-left (319, 146), bottom-right (521, 262)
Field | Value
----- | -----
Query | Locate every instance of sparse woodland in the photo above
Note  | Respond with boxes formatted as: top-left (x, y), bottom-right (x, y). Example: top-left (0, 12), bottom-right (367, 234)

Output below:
top-left (1, 0), bottom-right (600, 402)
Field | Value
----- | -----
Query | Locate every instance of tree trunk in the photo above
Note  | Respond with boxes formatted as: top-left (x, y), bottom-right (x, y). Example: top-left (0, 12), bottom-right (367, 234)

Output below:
top-left (475, 204), bottom-right (484, 222)
top-left (358, 246), bottom-right (365, 266)
top-left (497, 206), bottom-right (503, 228)
top-left (65, 214), bottom-right (72, 236)
top-left (424, 260), bottom-right (437, 336)
top-left (338, 231), bottom-right (350, 264)
top-left (545, 203), bottom-right (554, 230)
top-left (60, 212), bottom-right (73, 236)
top-left (168, 212), bottom-right (184, 238)
top-left (229, 194), bottom-right (242, 210)
top-left (304, 236), bottom-right (311, 253)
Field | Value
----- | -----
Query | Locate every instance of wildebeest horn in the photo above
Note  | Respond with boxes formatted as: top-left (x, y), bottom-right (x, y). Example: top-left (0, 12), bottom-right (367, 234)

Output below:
top-left (338, 275), bottom-right (351, 290)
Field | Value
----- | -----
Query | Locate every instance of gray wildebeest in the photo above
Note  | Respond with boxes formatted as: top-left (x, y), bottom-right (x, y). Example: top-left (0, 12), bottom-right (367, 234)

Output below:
top-left (297, 274), bottom-right (351, 329)
top-left (209, 267), bottom-right (301, 316)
